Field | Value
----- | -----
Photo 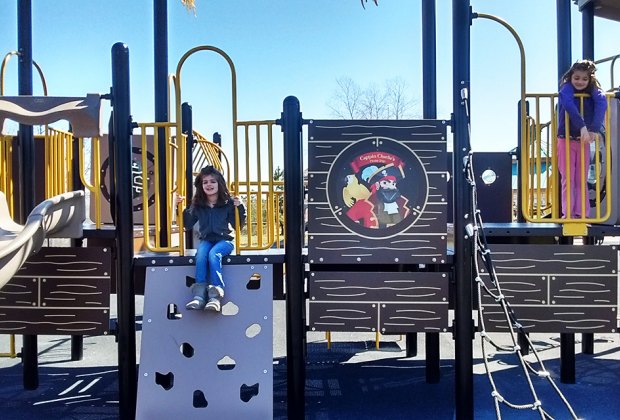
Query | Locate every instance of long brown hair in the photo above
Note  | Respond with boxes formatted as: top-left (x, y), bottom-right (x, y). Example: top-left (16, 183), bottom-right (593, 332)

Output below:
top-left (191, 166), bottom-right (230, 207)
top-left (560, 59), bottom-right (601, 91)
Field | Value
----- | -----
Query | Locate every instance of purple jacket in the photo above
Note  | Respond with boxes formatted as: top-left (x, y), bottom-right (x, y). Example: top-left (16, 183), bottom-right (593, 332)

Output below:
top-left (557, 83), bottom-right (607, 138)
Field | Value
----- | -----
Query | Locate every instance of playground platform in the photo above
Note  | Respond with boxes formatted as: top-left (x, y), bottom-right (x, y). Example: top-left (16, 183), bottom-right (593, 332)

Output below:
top-left (0, 297), bottom-right (618, 419)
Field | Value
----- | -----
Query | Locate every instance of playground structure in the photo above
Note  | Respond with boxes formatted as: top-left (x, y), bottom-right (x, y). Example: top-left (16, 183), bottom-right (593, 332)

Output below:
top-left (1, 1), bottom-right (620, 419)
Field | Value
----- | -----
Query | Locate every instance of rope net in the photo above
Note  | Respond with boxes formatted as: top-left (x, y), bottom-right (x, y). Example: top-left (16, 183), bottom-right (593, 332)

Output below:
top-left (461, 88), bottom-right (581, 420)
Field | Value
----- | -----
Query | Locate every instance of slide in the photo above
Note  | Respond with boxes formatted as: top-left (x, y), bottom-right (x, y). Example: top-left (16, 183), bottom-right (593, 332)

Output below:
top-left (0, 190), bottom-right (85, 289)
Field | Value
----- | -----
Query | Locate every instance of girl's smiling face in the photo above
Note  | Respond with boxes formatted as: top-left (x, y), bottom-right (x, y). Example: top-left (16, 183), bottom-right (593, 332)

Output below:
top-left (570, 70), bottom-right (590, 91)
top-left (202, 174), bottom-right (219, 199)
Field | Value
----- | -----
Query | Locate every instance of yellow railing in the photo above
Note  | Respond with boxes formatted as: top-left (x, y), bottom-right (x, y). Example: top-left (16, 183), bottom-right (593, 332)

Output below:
top-left (41, 127), bottom-right (74, 198)
top-left (233, 120), bottom-right (281, 250)
top-left (79, 136), bottom-right (102, 227)
top-left (0, 135), bottom-right (14, 215)
top-left (522, 92), bottom-right (614, 235)
top-left (135, 122), bottom-right (184, 253)
top-left (192, 130), bottom-right (229, 177)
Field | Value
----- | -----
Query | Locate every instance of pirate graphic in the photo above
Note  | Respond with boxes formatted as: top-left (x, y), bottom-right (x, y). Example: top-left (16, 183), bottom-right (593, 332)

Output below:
top-left (363, 164), bottom-right (410, 228)
top-left (342, 174), bottom-right (377, 228)
top-left (327, 137), bottom-right (426, 239)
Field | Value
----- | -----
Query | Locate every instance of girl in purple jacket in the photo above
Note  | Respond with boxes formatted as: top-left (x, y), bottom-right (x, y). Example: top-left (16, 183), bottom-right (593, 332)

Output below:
top-left (557, 59), bottom-right (607, 219)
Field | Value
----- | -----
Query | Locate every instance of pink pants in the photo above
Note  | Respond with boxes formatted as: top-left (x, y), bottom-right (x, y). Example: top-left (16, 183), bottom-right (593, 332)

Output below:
top-left (557, 137), bottom-right (590, 218)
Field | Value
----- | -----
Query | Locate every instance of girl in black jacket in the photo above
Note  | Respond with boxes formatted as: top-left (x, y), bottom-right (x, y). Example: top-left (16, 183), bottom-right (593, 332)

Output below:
top-left (180, 166), bottom-right (246, 311)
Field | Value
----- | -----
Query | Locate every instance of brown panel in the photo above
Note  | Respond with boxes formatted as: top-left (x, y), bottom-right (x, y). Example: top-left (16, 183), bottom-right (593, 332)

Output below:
top-left (380, 303), bottom-right (449, 334)
top-left (479, 244), bottom-right (618, 333)
top-left (480, 275), bottom-right (547, 305)
top-left (308, 271), bottom-right (450, 333)
top-left (0, 308), bottom-right (110, 335)
top-left (550, 275), bottom-right (617, 305)
top-left (307, 119), bottom-right (448, 265)
top-left (482, 305), bottom-right (616, 333)
top-left (479, 244), bottom-right (616, 275)
top-left (0, 247), bottom-right (111, 335)
top-left (309, 271), bottom-right (448, 302)
top-left (308, 302), bottom-right (377, 332)
top-left (91, 134), bottom-right (156, 224)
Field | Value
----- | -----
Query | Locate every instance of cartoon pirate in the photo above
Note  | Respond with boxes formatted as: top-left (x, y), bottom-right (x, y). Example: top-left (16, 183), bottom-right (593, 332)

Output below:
top-left (365, 164), bottom-right (410, 228)
top-left (342, 174), bottom-right (378, 228)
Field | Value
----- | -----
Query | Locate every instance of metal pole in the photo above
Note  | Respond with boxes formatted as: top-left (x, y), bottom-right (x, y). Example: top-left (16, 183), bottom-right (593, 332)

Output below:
top-left (422, 0), bottom-right (440, 383)
top-left (557, 0), bottom-right (572, 80)
top-left (453, 1), bottom-right (474, 418)
top-left (154, 0), bottom-right (169, 246)
top-left (17, 0), bottom-right (38, 391)
top-left (422, 0), bottom-right (437, 120)
top-left (111, 42), bottom-right (137, 420)
top-left (556, 0), bottom-right (576, 381)
top-left (181, 102), bottom-right (194, 248)
top-left (280, 96), bottom-right (305, 420)
top-left (581, 1), bottom-right (594, 60)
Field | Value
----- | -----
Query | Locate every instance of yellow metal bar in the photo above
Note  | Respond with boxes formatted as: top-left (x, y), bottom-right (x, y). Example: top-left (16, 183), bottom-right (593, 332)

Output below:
top-left (326, 331), bottom-right (331, 350)
top-left (0, 334), bottom-right (17, 358)
top-left (475, 14), bottom-right (528, 224)
top-left (255, 124), bottom-right (264, 247)
top-left (535, 97), bottom-right (542, 218)
top-left (174, 46), bottom-right (239, 254)
top-left (375, 331), bottom-right (380, 350)
top-left (1, 51), bottom-right (48, 96)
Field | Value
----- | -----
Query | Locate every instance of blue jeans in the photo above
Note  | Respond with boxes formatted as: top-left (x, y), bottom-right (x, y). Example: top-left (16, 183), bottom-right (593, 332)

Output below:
top-left (195, 240), bottom-right (234, 288)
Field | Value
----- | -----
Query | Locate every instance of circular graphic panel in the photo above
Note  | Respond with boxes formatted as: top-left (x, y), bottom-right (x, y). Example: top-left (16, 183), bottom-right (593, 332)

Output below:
top-left (326, 137), bottom-right (428, 239)
top-left (100, 146), bottom-right (156, 212)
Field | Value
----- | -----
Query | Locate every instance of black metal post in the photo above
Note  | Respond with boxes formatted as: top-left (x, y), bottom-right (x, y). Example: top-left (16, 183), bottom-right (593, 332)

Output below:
top-left (422, 0), bottom-right (441, 383)
top-left (556, 2), bottom-right (575, 382)
top-left (181, 102), bottom-right (194, 248)
top-left (422, 0), bottom-right (437, 119)
top-left (405, 334), bottom-right (417, 357)
top-left (453, 1), bottom-right (474, 418)
top-left (515, 100), bottom-right (529, 223)
top-left (17, 0), bottom-right (38, 391)
top-left (71, 132), bottom-right (85, 361)
top-left (70, 336), bottom-right (84, 361)
top-left (557, 0), bottom-right (572, 79)
top-left (154, 0), bottom-right (169, 246)
top-left (213, 132), bottom-right (222, 160)
top-left (518, 332), bottom-right (529, 356)
top-left (581, 1), bottom-right (594, 60)
top-left (111, 42), bottom-right (137, 420)
top-left (581, 236), bottom-right (594, 354)
top-left (560, 333), bottom-right (576, 383)
top-left (280, 96), bottom-right (305, 420)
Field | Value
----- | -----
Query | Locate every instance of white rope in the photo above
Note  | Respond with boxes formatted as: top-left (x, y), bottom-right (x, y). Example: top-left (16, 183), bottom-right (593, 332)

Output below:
top-left (460, 89), bottom-right (580, 420)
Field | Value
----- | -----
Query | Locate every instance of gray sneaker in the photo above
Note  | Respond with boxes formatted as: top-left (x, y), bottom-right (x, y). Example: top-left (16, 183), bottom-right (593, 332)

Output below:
top-left (204, 297), bottom-right (221, 312)
top-left (186, 296), bottom-right (206, 310)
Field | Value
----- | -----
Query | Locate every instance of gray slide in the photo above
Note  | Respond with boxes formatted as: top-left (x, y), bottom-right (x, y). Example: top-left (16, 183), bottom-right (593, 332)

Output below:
top-left (0, 190), bottom-right (85, 289)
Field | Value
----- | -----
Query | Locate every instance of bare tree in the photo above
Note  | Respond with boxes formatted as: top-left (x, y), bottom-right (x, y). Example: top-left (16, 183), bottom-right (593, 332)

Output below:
top-left (360, 83), bottom-right (387, 119)
top-left (328, 76), bottom-right (417, 120)
top-left (385, 77), bottom-right (413, 119)
top-left (327, 77), bottom-right (364, 119)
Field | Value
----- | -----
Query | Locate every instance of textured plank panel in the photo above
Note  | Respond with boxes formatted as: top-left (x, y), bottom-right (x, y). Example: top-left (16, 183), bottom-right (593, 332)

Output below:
top-left (308, 271), bottom-right (449, 333)
top-left (478, 244), bottom-right (618, 333)
top-left (307, 120), bottom-right (448, 264)
top-left (0, 247), bottom-right (111, 335)
top-left (380, 303), bottom-right (449, 334)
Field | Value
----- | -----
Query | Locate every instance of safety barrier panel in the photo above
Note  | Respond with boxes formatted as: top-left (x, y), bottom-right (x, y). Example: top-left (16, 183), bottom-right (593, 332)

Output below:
top-left (522, 92), bottom-right (614, 235)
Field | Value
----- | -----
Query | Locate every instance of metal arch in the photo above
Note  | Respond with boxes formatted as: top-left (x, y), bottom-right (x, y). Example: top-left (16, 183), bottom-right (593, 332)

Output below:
top-left (0, 51), bottom-right (48, 96)
top-left (472, 13), bottom-right (528, 221)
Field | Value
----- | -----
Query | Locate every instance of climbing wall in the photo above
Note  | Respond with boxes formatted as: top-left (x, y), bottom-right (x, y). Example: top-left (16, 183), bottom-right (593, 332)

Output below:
top-left (136, 264), bottom-right (273, 419)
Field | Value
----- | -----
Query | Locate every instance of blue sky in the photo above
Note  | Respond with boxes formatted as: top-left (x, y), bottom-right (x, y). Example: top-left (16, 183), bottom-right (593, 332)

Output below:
top-left (1, 1), bottom-right (619, 156)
